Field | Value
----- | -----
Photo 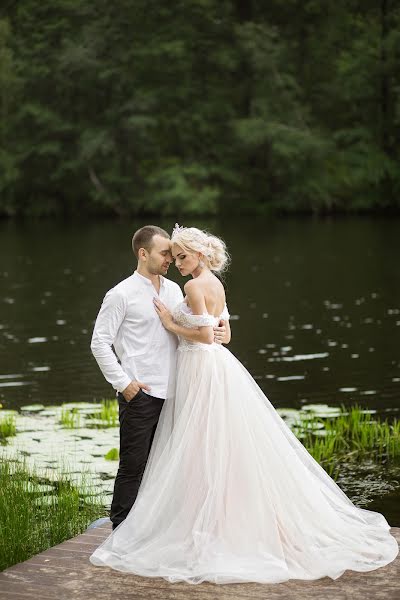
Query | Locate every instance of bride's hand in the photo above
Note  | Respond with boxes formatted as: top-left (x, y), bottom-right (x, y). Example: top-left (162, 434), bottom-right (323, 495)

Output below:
top-left (153, 298), bottom-right (174, 330)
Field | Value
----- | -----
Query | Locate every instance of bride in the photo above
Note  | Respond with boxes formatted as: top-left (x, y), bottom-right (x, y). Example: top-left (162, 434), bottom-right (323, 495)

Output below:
top-left (90, 225), bottom-right (398, 584)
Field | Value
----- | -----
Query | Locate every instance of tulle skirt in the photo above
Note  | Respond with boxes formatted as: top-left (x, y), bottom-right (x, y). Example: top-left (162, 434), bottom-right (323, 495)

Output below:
top-left (90, 344), bottom-right (399, 584)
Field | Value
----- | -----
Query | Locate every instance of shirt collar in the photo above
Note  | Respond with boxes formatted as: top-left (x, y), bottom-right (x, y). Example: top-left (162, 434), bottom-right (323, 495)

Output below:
top-left (133, 270), bottom-right (165, 288)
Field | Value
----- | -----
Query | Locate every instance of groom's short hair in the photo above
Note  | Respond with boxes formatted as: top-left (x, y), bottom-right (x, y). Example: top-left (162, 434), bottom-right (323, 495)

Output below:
top-left (132, 225), bottom-right (170, 257)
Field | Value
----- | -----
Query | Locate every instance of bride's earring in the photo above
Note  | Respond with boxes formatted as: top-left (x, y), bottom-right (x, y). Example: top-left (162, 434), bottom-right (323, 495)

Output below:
top-left (198, 259), bottom-right (205, 269)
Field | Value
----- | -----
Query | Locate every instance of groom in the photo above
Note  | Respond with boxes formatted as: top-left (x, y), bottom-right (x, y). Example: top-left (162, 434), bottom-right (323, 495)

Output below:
top-left (91, 225), bottom-right (226, 529)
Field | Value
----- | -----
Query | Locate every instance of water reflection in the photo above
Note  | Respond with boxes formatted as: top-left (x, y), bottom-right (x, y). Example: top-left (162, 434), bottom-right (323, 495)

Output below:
top-left (0, 217), bottom-right (399, 414)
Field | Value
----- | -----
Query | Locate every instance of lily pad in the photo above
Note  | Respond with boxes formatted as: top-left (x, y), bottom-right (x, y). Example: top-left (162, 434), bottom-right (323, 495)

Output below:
top-left (61, 402), bottom-right (102, 410)
top-left (301, 404), bottom-right (342, 417)
top-left (86, 418), bottom-right (118, 428)
top-left (276, 408), bottom-right (300, 417)
top-left (25, 482), bottom-right (55, 493)
top-left (72, 406), bottom-right (103, 415)
top-left (20, 404), bottom-right (45, 412)
top-left (40, 409), bottom-right (63, 417)
top-left (104, 448), bottom-right (119, 461)
top-left (298, 421), bottom-right (326, 430)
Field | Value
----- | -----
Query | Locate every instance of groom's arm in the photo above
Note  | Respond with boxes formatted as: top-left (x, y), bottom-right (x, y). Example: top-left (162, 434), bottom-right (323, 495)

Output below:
top-left (90, 289), bottom-right (132, 393)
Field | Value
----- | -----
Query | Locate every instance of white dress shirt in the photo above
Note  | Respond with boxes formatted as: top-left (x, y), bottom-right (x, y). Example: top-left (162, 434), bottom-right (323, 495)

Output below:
top-left (91, 271), bottom-right (184, 399)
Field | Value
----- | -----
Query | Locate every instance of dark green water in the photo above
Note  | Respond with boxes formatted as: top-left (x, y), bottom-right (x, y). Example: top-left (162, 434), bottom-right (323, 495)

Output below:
top-left (1, 217), bottom-right (399, 521)
top-left (1, 217), bottom-right (399, 412)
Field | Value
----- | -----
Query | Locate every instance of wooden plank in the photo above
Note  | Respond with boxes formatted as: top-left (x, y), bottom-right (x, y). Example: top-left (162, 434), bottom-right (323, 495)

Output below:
top-left (0, 526), bottom-right (398, 600)
top-left (0, 593), bottom-right (56, 600)
top-left (0, 581), bottom-right (60, 599)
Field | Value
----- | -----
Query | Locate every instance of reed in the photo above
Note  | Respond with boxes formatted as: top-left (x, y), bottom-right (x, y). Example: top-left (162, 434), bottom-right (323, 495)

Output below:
top-left (0, 457), bottom-right (106, 571)
top-left (0, 415), bottom-right (17, 444)
top-left (87, 399), bottom-right (119, 429)
top-left (293, 405), bottom-right (400, 476)
top-left (58, 399), bottom-right (118, 429)
top-left (59, 407), bottom-right (81, 429)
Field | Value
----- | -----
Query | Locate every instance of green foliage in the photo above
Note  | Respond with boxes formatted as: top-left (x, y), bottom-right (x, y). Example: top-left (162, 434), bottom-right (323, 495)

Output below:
top-left (293, 405), bottom-right (400, 477)
top-left (0, 414), bottom-right (16, 444)
top-left (147, 162), bottom-right (220, 215)
top-left (0, 458), bottom-right (105, 570)
top-left (0, 18), bottom-right (20, 212)
top-left (104, 447), bottom-right (119, 461)
top-left (87, 399), bottom-right (119, 429)
top-left (59, 399), bottom-right (119, 429)
top-left (1, 1), bottom-right (400, 215)
top-left (59, 407), bottom-right (81, 429)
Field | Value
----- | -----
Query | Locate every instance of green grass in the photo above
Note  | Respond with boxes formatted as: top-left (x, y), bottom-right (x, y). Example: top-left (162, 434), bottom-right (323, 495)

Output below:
top-left (59, 399), bottom-right (118, 429)
top-left (87, 399), bottom-right (119, 429)
top-left (0, 458), bottom-right (106, 571)
top-left (59, 407), bottom-right (81, 429)
top-left (0, 415), bottom-right (17, 444)
top-left (293, 404), bottom-right (400, 477)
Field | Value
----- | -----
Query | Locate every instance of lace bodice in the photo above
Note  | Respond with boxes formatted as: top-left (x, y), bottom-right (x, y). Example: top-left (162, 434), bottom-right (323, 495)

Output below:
top-left (172, 301), bottom-right (230, 351)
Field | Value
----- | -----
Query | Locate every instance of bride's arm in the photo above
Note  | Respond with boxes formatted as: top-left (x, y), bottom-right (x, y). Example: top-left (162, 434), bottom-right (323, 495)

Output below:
top-left (153, 284), bottom-right (214, 345)
top-left (165, 317), bottom-right (214, 345)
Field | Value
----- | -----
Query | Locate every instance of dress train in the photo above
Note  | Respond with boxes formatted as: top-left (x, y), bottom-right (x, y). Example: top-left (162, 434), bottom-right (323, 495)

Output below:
top-left (90, 303), bottom-right (399, 584)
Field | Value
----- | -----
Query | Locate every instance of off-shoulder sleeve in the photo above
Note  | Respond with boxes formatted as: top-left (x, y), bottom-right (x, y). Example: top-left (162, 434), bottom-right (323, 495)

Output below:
top-left (221, 303), bottom-right (230, 321)
top-left (184, 313), bottom-right (216, 327)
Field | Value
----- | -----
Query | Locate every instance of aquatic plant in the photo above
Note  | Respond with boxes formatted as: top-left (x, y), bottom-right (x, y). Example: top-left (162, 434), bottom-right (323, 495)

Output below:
top-left (87, 399), bottom-right (119, 429)
top-left (0, 457), bottom-right (106, 571)
top-left (20, 404), bottom-right (45, 413)
top-left (58, 399), bottom-right (118, 429)
top-left (59, 407), bottom-right (81, 429)
top-left (293, 405), bottom-right (400, 477)
top-left (0, 415), bottom-right (17, 444)
top-left (104, 448), bottom-right (119, 461)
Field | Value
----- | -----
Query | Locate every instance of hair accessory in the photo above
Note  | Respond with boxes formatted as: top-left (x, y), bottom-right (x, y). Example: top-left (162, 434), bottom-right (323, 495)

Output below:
top-left (172, 223), bottom-right (185, 238)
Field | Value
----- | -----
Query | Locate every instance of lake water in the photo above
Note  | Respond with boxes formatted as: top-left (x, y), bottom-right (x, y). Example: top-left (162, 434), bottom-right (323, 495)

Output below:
top-left (1, 217), bottom-right (399, 522)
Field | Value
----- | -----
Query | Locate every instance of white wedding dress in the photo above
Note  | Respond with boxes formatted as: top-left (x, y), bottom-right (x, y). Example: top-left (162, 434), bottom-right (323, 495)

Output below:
top-left (90, 301), bottom-right (398, 584)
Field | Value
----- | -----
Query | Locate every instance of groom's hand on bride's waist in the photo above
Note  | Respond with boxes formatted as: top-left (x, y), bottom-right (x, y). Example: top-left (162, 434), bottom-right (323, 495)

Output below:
top-left (122, 380), bottom-right (151, 401)
top-left (213, 320), bottom-right (227, 345)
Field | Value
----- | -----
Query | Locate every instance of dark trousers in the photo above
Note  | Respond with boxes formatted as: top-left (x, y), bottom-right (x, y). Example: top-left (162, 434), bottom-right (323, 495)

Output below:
top-left (110, 390), bottom-right (164, 529)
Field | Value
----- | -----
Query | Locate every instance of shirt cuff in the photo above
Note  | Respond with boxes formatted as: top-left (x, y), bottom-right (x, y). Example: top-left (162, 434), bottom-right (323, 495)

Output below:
top-left (115, 374), bottom-right (132, 394)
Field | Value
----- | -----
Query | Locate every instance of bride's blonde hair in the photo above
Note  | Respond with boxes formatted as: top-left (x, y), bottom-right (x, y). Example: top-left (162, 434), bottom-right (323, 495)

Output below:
top-left (171, 225), bottom-right (230, 273)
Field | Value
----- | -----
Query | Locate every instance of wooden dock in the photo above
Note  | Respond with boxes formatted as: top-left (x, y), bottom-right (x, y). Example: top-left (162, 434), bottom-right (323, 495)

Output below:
top-left (0, 523), bottom-right (399, 599)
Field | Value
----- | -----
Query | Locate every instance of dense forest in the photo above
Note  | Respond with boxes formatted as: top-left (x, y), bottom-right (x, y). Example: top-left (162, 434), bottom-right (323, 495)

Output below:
top-left (0, 1), bottom-right (399, 217)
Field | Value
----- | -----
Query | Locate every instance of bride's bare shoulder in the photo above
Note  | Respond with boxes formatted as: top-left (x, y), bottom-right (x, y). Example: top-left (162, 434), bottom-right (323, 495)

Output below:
top-left (214, 276), bottom-right (226, 295)
top-left (184, 275), bottom-right (223, 296)
top-left (183, 279), bottom-right (205, 303)
top-left (183, 279), bottom-right (200, 294)
top-left (187, 276), bottom-right (226, 310)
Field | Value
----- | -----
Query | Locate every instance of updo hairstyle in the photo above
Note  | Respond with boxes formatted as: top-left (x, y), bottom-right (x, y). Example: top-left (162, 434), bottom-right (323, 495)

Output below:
top-left (171, 226), bottom-right (230, 273)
